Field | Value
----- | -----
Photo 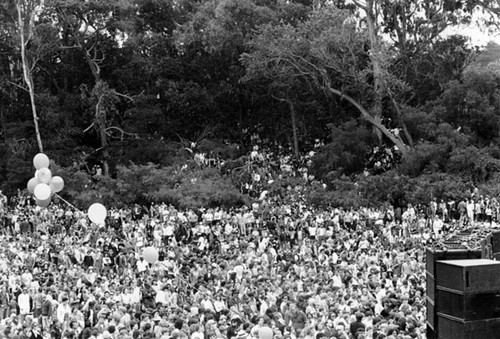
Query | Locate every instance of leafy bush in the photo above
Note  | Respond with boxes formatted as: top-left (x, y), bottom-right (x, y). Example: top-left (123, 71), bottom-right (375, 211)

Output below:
top-left (399, 142), bottom-right (450, 177)
top-left (55, 162), bottom-right (248, 210)
top-left (304, 179), bottom-right (366, 209)
top-left (153, 174), bottom-right (248, 209)
top-left (311, 120), bottom-right (371, 180)
top-left (447, 146), bottom-right (500, 182)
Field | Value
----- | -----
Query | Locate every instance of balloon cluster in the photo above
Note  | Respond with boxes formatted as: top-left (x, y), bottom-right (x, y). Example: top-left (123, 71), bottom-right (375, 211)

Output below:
top-left (27, 153), bottom-right (64, 208)
top-left (88, 203), bottom-right (107, 226)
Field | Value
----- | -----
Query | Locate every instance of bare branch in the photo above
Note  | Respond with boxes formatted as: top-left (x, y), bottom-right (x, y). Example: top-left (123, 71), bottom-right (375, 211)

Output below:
top-left (352, 0), bottom-right (367, 11)
top-left (84, 122), bottom-right (95, 133)
top-left (104, 126), bottom-right (139, 140)
top-left (111, 90), bottom-right (138, 102)
top-left (60, 45), bottom-right (81, 50)
top-left (8, 81), bottom-right (29, 92)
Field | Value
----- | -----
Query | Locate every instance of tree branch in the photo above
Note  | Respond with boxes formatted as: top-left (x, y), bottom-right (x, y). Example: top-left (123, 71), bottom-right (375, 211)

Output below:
top-left (8, 81), bottom-right (29, 93)
top-left (84, 122), bottom-right (95, 133)
top-left (326, 86), bottom-right (409, 154)
top-left (104, 126), bottom-right (139, 140)
top-left (352, 0), bottom-right (367, 11)
top-left (390, 97), bottom-right (413, 148)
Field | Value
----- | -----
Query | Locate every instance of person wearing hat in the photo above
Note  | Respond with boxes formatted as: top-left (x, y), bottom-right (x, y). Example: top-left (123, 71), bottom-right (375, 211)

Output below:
top-left (151, 312), bottom-right (162, 330)
top-left (235, 329), bottom-right (248, 339)
top-left (118, 323), bottom-right (129, 336)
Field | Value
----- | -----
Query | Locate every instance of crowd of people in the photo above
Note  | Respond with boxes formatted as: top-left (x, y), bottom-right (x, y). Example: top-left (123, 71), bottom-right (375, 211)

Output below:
top-left (0, 183), bottom-right (477, 339)
top-left (0, 135), bottom-right (497, 339)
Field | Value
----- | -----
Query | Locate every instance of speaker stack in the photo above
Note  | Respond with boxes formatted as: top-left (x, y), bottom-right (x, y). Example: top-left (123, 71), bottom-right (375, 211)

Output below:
top-left (434, 259), bottom-right (500, 339)
top-left (425, 247), bottom-right (482, 339)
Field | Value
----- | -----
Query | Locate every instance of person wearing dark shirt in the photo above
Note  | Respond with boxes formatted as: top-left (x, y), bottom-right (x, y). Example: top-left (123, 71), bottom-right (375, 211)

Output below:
top-left (0, 285), bottom-right (9, 320)
top-left (349, 312), bottom-right (366, 338)
top-left (284, 302), bottom-right (307, 336)
top-left (226, 316), bottom-right (242, 339)
top-left (83, 253), bottom-right (94, 268)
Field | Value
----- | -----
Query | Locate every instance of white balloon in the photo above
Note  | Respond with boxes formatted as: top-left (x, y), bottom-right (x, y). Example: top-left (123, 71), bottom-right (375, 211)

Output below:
top-left (34, 183), bottom-right (51, 201)
top-left (37, 167), bottom-right (52, 184)
top-left (36, 196), bottom-right (52, 208)
top-left (49, 176), bottom-right (64, 193)
top-left (33, 153), bottom-right (50, 170)
top-left (143, 246), bottom-right (159, 264)
top-left (88, 203), bottom-right (107, 224)
top-left (27, 177), bottom-right (40, 194)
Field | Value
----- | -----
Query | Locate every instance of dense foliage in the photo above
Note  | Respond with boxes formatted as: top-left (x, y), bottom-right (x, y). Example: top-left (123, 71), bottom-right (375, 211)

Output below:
top-left (1, 0), bottom-right (500, 209)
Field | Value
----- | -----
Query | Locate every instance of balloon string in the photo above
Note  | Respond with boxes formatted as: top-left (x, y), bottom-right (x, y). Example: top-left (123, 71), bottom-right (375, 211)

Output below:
top-left (54, 193), bottom-right (82, 212)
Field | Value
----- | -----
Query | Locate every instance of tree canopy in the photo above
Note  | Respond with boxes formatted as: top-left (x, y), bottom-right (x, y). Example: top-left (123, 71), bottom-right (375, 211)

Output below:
top-left (0, 0), bottom-right (500, 208)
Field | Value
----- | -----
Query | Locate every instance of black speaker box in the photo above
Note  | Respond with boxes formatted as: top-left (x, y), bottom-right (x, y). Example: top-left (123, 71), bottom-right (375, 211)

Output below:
top-left (426, 248), bottom-right (482, 277)
top-left (436, 259), bottom-right (500, 293)
top-left (437, 315), bottom-right (500, 339)
top-left (437, 290), bottom-right (500, 321)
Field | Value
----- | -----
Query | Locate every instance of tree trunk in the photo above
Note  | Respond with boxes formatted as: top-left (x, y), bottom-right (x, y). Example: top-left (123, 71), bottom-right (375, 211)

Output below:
top-left (16, 0), bottom-right (44, 153)
top-left (0, 106), bottom-right (6, 143)
top-left (391, 97), bottom-right (414, 148)
top-left (84, 51), bottom-right (108, 175)
top-left (364, 0), bottom-right (384, 143)
top-left (352, 0), bottom-right (413, 153)
top-left (327, 87), bottom-right (409, 156)
top-left (84, 52), bottom-right (101, 83)
top-left (272, 95), bottom-right (299, 158)
top-left (99, 125), bottom-right (110, 176)
top-left (26, 79), bottom-right (43, 152)
top-left (95, 88), bottom-right (110, 176)
top-left (287, 99), bottom-right (299, 158)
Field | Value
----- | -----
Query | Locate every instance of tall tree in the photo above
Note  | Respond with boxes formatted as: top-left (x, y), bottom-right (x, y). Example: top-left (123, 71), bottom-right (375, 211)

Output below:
top-left (242, 7), bottom-right (410, 155)
top-left (15, 0), bottom-right (44, 152)
top-left (346, 0), bottom-right (500, 135)
top-left (47, 0), bottom-right (135, 176)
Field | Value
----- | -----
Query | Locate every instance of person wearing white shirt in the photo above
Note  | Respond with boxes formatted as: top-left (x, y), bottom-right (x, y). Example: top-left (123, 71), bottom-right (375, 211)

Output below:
top-left (137, 258), bottom-right (149, 273)
top-left (213, 294), bottom-right (227, 314)
top-left (18, 287), bottom-right (31, 320)
top-left (203, 210), bottom-right (214, 224)
top-left (164, 223), bottom-right (175, 238)
top-left (432, 216), bottom-right (444, 238)
top-left (130, 282), bottom-right (142, 304)
top-left (200, 294), bottom-right (215, 313)
top-left (121, 286), bottom-right (132, 305)
top-left (20, 272), bottom-right (32, 289)
top-left (85, 267), bottom-right (97, 285)
top-left (331, 270), bottom-right (343, 289)
top-left (213, 209), bottom-right (222, 222)
top-left (56, 298), bottom-right (71, 324)
top-left (155, 286), bottom-right (167, 305)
